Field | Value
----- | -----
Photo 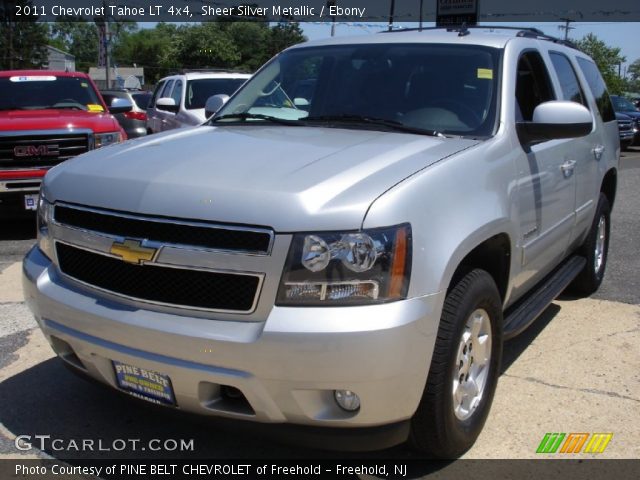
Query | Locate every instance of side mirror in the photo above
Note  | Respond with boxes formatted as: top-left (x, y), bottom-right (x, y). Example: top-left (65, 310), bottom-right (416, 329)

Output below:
top-left (205, 94), bottom-right (229, 118)
top-left (517, 101), bottom-right (592, 145)
top-left (156, 97), bottom-right (179, 113)
top-left (108, 97), bottom-right (133, 114)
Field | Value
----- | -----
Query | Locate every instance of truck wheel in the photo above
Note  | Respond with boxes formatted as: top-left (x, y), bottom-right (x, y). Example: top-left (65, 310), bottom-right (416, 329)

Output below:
top-left (570, 193), bottom-right (611, 295)
top-left (409, 269), bottom-right (502, 458)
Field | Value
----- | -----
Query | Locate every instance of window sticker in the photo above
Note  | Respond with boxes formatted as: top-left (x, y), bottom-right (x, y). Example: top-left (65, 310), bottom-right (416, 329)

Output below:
top-left (477, 68), bottom-right (493, 80)
top-left (87, 104), bottom-right (104, 112)
top-left (10, 76), bottom-right (56, 82)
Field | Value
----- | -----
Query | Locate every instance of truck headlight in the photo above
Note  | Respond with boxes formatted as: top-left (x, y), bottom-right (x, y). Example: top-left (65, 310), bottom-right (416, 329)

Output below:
top-left (94, 131), bottom-right (123, 148)
top-left (37, 195), bottom-right (54, 260)
top-left (276, 224), bottom-right (411, 305)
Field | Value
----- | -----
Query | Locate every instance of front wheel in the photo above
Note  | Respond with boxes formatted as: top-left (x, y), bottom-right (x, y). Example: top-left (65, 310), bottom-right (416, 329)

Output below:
top-left (409, 269), bottom-right (503, 458)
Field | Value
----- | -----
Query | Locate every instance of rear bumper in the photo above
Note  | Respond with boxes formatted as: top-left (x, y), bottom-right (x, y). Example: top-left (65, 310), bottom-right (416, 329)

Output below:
top-left (23, 246), bottom-right (443, 434)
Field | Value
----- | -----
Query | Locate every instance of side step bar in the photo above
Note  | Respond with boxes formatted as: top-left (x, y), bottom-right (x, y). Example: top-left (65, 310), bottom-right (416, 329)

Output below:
top-left (503, 255), bottom-right (586, 340)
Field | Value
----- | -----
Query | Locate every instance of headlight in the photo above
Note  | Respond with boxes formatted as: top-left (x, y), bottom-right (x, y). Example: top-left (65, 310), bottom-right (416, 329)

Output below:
top-left (37, 195), bottom-right (54, 260)
top-left (94, 131), bottom-right (123, 149)
top-left (276, 224), bottom-right (411, 306)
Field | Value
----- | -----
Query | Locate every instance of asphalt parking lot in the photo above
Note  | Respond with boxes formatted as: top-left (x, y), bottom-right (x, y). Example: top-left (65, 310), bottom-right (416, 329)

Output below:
top-left (0, 148), bottom-right (639, 462)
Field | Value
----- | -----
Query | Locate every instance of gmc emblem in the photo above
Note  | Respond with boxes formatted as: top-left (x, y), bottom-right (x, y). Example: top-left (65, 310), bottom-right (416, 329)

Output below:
top-left (14, 144), bottom-right (59, 157)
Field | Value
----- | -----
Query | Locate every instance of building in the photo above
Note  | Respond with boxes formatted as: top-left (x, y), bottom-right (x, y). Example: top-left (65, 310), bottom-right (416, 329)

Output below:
top-left (45, 46), bottom-right (75, 72)
top-left (88, 67), bottom-right (145, 89)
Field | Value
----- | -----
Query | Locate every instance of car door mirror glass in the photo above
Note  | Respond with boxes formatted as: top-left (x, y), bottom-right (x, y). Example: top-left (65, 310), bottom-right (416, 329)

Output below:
top-left (205, 94), bottom-right (230, 118)
top-left (156, 97), bottom-right (179, 113)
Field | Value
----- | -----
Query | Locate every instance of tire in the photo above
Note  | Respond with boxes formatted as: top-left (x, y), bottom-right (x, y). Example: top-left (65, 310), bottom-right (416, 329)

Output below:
top-left (570, 193), bottom-right (611, 296)
top-left (409, 269), bottom-right (503, 458)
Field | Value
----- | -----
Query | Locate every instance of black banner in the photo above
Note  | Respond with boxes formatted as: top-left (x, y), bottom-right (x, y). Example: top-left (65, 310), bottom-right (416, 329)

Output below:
top-left (3, 459), bottom-right (640, 480)
top-left (1, 0), bottom-right (640, 23)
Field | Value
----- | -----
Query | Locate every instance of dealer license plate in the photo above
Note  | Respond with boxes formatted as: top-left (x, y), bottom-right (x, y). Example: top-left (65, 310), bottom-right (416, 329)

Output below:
top-left (24, 194), bottom-right (38, 211)
top-left (113, 360), bottom-right (176, 406)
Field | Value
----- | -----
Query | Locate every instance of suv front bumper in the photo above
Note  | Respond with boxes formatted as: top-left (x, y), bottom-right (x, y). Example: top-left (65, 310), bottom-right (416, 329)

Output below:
top-left (23, 246), bottom-right (442, 431)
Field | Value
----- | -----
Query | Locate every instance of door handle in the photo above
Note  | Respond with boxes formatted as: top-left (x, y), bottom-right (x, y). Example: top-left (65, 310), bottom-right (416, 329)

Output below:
top-left (592, 144), bottom-right (605, 160)
top-left (560, 160), bottom-right (576, 178)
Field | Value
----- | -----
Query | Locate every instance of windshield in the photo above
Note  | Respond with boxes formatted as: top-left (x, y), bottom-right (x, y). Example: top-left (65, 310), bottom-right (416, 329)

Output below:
top-left (185, 78), bottom-right (248, 110)
top-left (611, 96), bottom-right (638, 112)
top-left (214, 43), bottom-right (500, 137)
top-left (0, 75), bottom-right (103, 111)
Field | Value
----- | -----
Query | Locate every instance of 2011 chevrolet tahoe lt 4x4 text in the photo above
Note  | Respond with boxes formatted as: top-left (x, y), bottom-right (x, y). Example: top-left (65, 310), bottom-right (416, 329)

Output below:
top-left (23, 27), bottom-right (619, 458)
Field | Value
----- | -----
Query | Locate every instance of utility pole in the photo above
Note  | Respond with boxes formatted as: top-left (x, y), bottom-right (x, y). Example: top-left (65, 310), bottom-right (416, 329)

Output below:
top-left (388, 0), bottom-right (396, 31)
top-left (327, 1), bottom-right (336, 37)
top-left (558, 18), bottom-right (574, 41)
top-left (103, 0), bottom-right (110, 89)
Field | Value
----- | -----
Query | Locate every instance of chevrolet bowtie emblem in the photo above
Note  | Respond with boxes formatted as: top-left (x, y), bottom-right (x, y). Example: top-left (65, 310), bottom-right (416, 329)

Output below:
top-left (109, 239), bottom-right (157, 265)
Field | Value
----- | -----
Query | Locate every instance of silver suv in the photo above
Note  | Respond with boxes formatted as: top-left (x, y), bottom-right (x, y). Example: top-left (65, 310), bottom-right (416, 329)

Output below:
top-left (24, 26), bottom-right (619, 458)
top-left (146, 71), bottom-right (250, 133)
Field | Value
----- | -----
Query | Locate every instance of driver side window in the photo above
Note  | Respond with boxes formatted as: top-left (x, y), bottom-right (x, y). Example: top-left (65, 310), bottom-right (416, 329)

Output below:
top-left (516, 51), bottom-right (555, 121)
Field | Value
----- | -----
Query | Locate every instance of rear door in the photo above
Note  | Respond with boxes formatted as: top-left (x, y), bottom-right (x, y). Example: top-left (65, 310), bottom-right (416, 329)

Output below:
top-left (574, 57), bottom-right (619, 241)
top-left (547, 51), bottom-right (600, 249)
top-left (164, 78), bottom-right (184, 131)
top-left (147, 80), bottom-right (166, 133)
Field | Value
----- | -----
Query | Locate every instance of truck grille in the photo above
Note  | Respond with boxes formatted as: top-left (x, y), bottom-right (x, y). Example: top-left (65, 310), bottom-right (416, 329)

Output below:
top-left (56, 243), bottom-right (261, 312)
top-left (0, 133), bottom-right (89, 169)
top-left (617, 118), bottom-right (633, 133)
top-left (54, 205), bottom-right (273, 254)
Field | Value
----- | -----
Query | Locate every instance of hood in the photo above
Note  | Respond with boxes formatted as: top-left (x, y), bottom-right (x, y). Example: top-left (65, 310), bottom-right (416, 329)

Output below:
top-left (0, 109), bottom-right (121, 133)
top-left (44, 125), bottom-right (479, 231)
top-left (616, 109), bottom-right (640, 119)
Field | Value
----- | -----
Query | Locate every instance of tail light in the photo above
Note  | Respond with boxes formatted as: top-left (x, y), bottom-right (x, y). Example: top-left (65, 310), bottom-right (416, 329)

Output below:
top-left (124, 111), bottom-right (147, 121)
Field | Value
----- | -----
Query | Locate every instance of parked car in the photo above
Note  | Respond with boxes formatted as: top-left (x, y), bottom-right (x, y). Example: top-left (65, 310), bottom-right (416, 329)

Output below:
top-left (146, 71), bottom-right (250, 133)
top-left (0, 70), bottom-right (130, 218)
top-left (101, 89), bottom-right (152, 139)
top-left (24, 27), bottom-right (618, 458)
top-left (616, 112), bottom-right (636, 150)
top-left (610, 94), bottom-right (640, 145)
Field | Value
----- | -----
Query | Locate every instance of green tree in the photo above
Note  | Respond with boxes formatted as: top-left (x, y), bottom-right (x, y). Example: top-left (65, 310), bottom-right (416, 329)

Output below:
top-left (575, 33), bottom-right (626, 95)
top-left (49, 18), bottom-right (136, 72)
top-left (170, 23), bottom-right (240, 70)
top-left (225, 22), bottom-right (271, 71)
top-left (112, 23), bottom-right (176, 83)
top-left (0, 0), bottom-right (48, 69)
top-left (627, 58), bottom-right (640, 92)
top-left (267, 22), bottom-right (306, 58)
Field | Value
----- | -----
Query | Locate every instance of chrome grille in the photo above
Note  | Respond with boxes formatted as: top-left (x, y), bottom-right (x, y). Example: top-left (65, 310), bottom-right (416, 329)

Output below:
top-left (0, 132), bottom-right (89, 169)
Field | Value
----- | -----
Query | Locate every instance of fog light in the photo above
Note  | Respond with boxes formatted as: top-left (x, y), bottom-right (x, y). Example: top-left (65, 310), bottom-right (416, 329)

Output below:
top-left (334, 390), bottom-right (360, 411)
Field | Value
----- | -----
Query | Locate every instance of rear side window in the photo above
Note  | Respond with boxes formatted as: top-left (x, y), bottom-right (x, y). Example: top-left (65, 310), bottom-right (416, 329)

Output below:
top-left (549, 52), bottom-right (587, 107)
top-left (576, 57), bottom-right (615, 122)
top-left (160, 80), bottom-right (175, 98)
top-left (149, 81), bottom-right (165, 108)
top-left (171, 80), bottom-right (183, 107)
top-left (515, 51), bottom-right (555, 121)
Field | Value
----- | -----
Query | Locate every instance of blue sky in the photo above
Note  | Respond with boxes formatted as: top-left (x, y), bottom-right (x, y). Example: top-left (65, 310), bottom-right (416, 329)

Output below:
top-left (301, 22), bottom-right (640, 73)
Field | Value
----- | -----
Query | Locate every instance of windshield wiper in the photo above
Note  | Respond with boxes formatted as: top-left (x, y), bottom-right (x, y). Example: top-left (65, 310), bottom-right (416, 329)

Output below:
top-left (41, 105), bottom-right (85, 111)
top-left (210, 112), bottom-right (303, 126)
top-left (304, 114), bottom-right (443, 137)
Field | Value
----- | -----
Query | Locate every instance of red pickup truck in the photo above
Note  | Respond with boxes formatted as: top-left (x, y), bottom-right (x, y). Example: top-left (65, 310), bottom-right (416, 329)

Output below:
top-left (0, 70), bottom-right (130, 217)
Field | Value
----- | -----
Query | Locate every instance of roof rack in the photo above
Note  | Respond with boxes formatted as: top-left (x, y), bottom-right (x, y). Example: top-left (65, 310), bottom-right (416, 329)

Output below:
top-left (170, 68), bottom-right (250, 75)
top-left (382, 25), bottom-right (579, 50)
